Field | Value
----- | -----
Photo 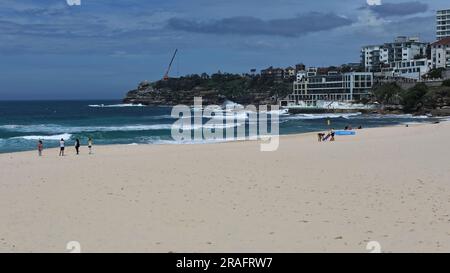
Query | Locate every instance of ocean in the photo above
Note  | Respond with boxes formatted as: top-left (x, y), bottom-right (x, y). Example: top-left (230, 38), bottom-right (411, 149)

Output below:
top-left (0, 100), bottom-right (444, 154)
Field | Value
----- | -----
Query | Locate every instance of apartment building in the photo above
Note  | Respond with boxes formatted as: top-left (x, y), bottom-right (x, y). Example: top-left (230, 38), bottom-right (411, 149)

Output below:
top-left (280, 71), bottom-right (373, 107)
top-left (437, 9), bottom-right (450, 40)
top-left (431, 37), bottom-right (450, 69)
top-left (361, 45), bottom-right (382, 72)
top-left (381, 58), bottom-right (431, 79)
top-left (261, 66), bottom-right (285, 82)
top-left (362, 36), bottom-right (430, 79)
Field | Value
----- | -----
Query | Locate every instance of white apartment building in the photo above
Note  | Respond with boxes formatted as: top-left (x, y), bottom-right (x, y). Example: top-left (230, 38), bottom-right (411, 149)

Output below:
top-left (361, 45), bottom-right (381, 72)
top-left (437, 9), bottom-right (450, 40)
top-left (280, 71), bottom-right (373, 107)
top-left (381, 58), bottom-right (431, 80)
top-left (431, 37), bottom-right (450, 69)
top-left (361, 36), bottom-right (430, 79)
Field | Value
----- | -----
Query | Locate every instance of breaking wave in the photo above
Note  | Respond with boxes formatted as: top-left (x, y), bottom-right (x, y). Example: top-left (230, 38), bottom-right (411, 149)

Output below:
top-left (88, 103), bottom-right (145, 108)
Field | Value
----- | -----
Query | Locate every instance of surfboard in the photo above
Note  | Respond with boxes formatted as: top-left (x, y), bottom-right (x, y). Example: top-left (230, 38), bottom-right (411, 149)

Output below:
top-left (335, 131), bottom-right (356, 136)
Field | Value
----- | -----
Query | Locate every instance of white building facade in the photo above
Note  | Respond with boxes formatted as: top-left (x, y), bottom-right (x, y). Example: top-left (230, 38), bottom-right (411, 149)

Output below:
top-left (431, 37), bottom-right (450, 69)
top-left (280, 71), bottom-right (373, 107)
top-left (381, 58), bottom-right (431, 79)
top-left (361, 36), bottom-right (430, 80)
top-left (437, 9), bottom-right (450, 40)
top-left (361, 45), bottom-right (381, 72)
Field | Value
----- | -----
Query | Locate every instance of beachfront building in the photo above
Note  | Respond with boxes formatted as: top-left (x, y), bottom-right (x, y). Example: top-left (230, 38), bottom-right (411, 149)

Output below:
top-left (280, 71), bottom-right (373, 107)
top-left (437, 9), bottom-right (450, 40)
top-left (431, 37), bottom-right (450, 69)
top-left (381, 58), bottom-right (431, 80)
top-left (361, 45), bottom-right (382, 72)
top-left (361, 36), bottom-right (430, 79)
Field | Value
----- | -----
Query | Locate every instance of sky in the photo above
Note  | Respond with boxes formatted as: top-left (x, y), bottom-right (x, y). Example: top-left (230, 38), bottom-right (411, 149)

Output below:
top-left (0, 0), bottom-right (448, 100)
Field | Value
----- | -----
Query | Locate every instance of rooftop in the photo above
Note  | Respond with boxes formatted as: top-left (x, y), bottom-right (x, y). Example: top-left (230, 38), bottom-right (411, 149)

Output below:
top-left (431, 37), bottom-right (450, 46)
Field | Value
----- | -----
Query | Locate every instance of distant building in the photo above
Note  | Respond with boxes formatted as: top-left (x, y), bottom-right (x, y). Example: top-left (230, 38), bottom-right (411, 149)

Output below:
top-left (381, 58), bottom-right (431, 80)
top-left (284, 66), bottom-right (296, 78)
top-left (431, 37), bottom-right (450, 69)
top-left (261, 66), bottom-right (285, 82)
top-left (362, 36), bottom-right (430, 79)
top-left (306, 67), bottom-right (318, 77)
top-left (342, 63), bottom-right (363, 72)
top-left (361, 45), bottom-right (382, 72)
top-left (280, 70), bottom-right (373, 106)
top-left (437, 9), bottom-right (450, 40)
top-left (295, 63), bottom-right (306, 72)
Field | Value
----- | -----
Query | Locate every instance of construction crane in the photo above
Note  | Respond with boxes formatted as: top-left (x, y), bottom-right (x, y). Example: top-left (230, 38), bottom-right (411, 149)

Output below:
top-left (163, 49), bottom-right (178, 81)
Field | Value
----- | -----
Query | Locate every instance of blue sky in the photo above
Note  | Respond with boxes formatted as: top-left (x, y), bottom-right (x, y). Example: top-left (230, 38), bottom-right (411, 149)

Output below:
top-left (0, 0), bottom-right (448, 100)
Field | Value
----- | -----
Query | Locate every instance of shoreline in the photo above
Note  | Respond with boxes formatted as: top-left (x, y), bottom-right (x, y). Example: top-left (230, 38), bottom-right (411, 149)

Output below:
top-left (0, 119), bottom-right (446, 156)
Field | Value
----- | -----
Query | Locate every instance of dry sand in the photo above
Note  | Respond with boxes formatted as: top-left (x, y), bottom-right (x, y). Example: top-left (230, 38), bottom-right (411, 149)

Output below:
top-left (1, 122), bottom-right (450, 253)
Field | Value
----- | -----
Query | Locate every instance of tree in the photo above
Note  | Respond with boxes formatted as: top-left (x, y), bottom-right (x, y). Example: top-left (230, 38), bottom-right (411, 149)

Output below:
top-left (401, 83), bottom-right (428, 112)
top-left (425, 68), bottom-right (445, 79)
top-left (373, 83), bottom-right (403, 105)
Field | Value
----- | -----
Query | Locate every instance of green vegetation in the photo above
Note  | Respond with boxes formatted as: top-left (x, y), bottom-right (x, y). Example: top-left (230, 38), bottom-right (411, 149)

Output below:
top-left (401, 83), bottom-right (428, 112)
top-left (373, 82), bottom-right (403, 105)
top-left (424, 68), bottom-right (446, 79)
top-left (443, 79), bottom-right (450, 87)
top-left (374, 82), bottom-right (450, 113)
top-left (152, 73), bottom-right (293, 103)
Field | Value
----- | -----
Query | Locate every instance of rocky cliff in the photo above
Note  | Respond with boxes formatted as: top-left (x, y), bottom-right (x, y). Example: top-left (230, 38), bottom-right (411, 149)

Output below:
top-left (123, 74), bottom-right (292, 106)
top-left (123, 83), bottom-right (225, 106)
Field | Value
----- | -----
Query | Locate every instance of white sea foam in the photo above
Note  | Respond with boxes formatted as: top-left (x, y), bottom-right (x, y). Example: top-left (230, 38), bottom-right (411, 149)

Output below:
top-left (0, 124), bottom-right (173, 133)
top-left (142, 114), bottom-right (175, 120)
top-left (88, 103), bottom-right (145, 108)
top-left (0, 122), bottom-right (241, 134)
top-left (369, 114), bottom-right (429, 119)
top-left (281, 112), bottom-right (362, 120)
top-left (13, 133), bottom-right (73, 141)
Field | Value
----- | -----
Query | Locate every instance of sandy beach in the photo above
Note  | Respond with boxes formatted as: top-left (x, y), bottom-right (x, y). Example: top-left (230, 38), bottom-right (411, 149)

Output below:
top-left (1, 122), bottom-right (450, 253)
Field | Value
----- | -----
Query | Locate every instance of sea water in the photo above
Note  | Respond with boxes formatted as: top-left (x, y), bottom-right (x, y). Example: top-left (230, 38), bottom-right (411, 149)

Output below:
top-left (0, 100), bottom-right (443, 153)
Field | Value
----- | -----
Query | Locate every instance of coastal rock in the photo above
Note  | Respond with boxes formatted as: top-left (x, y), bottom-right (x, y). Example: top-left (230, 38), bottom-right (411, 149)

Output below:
top-left (123, 85), bottom-right (225, 106)
top-left (123, 75), bottom-right (288, 106)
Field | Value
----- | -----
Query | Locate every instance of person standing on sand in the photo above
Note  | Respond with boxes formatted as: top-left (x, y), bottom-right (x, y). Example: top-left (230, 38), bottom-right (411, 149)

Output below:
top-left (59, 138), bottom-right (65, 156)
top-left (37, 140), bottom-right (43, 156)
top-left (88, 137), bottom-right (93, 155)
top-left (75, 138), bottom-right (80, 155)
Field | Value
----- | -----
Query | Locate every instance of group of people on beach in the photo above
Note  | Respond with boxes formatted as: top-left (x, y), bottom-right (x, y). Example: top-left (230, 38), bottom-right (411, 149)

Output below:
top-left (344, 125), bottom-right (363, 130)
top-left (38, 137), bottom-right (93, 157)
top-left (317, 124), bottom-right (363, 142)
top-left (317, 129), bottom-right (335, 142)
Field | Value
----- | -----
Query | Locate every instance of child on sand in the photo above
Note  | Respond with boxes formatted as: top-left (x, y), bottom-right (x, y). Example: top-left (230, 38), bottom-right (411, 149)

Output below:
top-left (37, 140), bottom-right (43, 156)
top-left (59, 138), bottom-right (65, 156)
